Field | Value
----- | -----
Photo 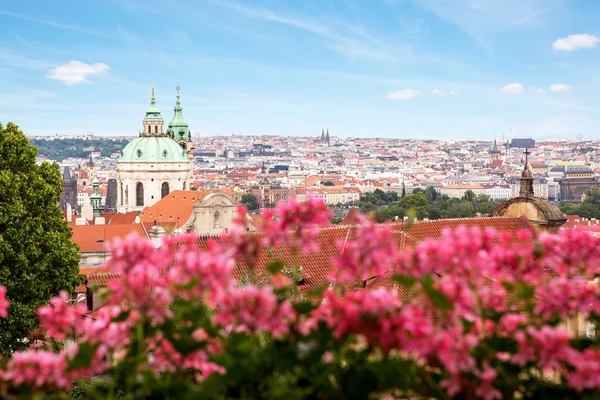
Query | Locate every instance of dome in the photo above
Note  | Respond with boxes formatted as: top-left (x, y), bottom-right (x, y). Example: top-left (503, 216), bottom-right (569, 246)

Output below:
top-left (119, 136), bottom-right (188, 163)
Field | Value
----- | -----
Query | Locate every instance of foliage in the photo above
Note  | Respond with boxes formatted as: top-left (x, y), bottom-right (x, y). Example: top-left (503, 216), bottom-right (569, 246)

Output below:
top-left (240, 193), bottom-right (259, 210)
top-left (330, 216), bottom-right (343, 225)
top-left (373, 189), bottom-right (498, 222)
top-left (68, 379), bottom-right (111, 399)
top-left (2, 202), bottom-right (600, 398)
top-left (0, 122), bottom-right (81, 355)
top-left (30, 138), bottom-right (130, 162)
top-left (321, 180), bottom-right (335, 186)
top-left (560, 188), bottom-right (600, 219)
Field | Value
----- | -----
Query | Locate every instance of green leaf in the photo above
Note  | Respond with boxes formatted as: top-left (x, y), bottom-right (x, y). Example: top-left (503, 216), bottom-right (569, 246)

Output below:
top-left (267, 261), bottom-right (285, 274)
top-left (293, 300), bottom-right (318, 314)
top-left (426, 289), bottom-right (453, 311)
top-left (516, 284), bottom-right (535, 300)
top-left (67, 342), bottom-right (98, 371)
top-left (392, 274), bottom-right (416, 287)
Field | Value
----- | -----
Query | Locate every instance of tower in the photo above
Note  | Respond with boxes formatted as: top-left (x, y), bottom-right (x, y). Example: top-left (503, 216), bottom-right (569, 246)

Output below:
top-left (90, 178), bottom-right (102, 218)
top-left (326, 129), bottom-right (330, 146)
top-left (489, 139), bottom-right (500, 161)
top-left (519, 149), bottom-right (534, 198)
top-left (142, 83), bottom-right (165, 136)
top-left (167, 86), bottom-right (193, 158)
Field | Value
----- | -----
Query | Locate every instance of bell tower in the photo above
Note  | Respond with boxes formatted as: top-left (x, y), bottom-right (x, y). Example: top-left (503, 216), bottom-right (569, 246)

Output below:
top-left (141, 83), bottom-right (164, 136)
top-left (167, 86), bottom-right (193, 158)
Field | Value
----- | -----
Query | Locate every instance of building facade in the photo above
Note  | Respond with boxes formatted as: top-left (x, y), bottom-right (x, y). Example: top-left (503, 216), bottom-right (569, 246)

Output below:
top-left (116, 85), bottom-right (193, 212)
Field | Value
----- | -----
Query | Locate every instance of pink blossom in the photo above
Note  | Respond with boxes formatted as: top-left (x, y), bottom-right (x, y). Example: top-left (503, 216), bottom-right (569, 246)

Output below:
top-left (1, 350), bottom-right (74, 390)
top-left (214, 285), bottom-right (296, 336)
top-left (37, 291), bottom-right (87, 341)
top-left (0, 285), bottom-right (9, 318)
top-left (331, 214), bottom-right (398, 282)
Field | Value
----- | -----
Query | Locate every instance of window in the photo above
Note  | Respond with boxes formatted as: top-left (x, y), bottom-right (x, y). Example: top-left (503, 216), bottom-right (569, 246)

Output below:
top-left (161, 182), bottom-right (169, 198)
top-left (120, 182), bottom-right (123, 206)
top-left (155, 125), bottom-right (158, 134)
top-left (148, 126), bottom-right (151, 134)
top-left (136, 182), bottom-right (144, 206)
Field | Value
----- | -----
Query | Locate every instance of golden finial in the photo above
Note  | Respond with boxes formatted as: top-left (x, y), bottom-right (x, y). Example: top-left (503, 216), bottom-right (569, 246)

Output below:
top-left (176, 85), bottom-right (180, 100)
top-left (151, 82), bottom-right (155, 101)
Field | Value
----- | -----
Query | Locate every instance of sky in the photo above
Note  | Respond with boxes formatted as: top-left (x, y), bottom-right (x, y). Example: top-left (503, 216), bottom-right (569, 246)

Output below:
top-left (0, 0), bottom-right (599, 140)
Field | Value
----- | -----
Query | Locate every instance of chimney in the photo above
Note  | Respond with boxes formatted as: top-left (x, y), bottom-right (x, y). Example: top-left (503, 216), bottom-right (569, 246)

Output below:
top-left (81, 205), bottom-right (93, 221)
top-left (94, 217), bottom-right (106, 225)
top-left (149, 224), bottom-right (166, 248)
top-left (66, 203), bottom-right (73, 223)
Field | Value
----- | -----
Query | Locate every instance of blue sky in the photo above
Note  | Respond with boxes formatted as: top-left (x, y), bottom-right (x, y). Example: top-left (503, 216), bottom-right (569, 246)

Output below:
top-left (0, 0), bottom-right (599, 140)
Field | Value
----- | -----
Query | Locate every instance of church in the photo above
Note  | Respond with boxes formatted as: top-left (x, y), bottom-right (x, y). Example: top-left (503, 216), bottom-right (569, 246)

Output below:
top-left (116, 85), bottom-right (194, 212)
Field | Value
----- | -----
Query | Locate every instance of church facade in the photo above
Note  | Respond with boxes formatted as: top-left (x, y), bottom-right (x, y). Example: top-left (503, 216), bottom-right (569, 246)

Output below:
top-left (116, 85), bottom-right (194, 212)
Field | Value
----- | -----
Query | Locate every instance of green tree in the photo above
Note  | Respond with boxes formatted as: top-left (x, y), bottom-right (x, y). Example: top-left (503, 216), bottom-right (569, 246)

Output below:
top-left (582, 188), bottom-right (600, 209)
top-left (461, 190), bottom-right (476, 204)
top-left (0, 122), bottom-right (81, 355)
top-left (321, 180), bottom-right (335, 186)
top-left (444, 202), bottom-right (476, 218)
top-left (399, 193), bottom-right (430, 219)
top-left (424, 187), bottom-right (438, 203)
top-left (559, 203), bottom-right (580, 216)
top-left (240, 193), bottom-right (259, 210)
top-left (577, 203), bottom-right (600, 219)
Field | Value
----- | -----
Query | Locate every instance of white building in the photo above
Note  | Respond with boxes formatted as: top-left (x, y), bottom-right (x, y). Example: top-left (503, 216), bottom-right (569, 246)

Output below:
top-left (116, 85), bottom-right (194, 212)
top-left (482, 184), bottom-right (511, 201)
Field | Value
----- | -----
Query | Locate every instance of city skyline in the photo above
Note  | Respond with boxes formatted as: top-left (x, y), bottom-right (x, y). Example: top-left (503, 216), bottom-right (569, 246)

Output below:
top-left (1, 0), bottom-right (599, 140)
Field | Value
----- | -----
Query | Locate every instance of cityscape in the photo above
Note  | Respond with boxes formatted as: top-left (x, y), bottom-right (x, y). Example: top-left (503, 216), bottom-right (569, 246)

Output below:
top-left (3, 0), bottom-right (600, 398)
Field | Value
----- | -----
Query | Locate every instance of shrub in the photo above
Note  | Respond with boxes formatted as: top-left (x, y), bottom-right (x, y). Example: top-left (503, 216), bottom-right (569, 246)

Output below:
top-left (0, 199), bottom-right (600, 399)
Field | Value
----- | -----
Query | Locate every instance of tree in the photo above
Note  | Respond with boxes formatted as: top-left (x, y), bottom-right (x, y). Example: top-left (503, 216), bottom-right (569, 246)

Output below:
top-left (399, 193), bottom-right (430, 219)
top-left (461, 190), bottom-right (476, 204)
top-left (321, 180), bottom-right (335, 186)
top-left (240, 193), bottom-right (259, 210)
top-left (444, 202), bottom-right (476, 218)
top-left (0, 122), bottom-right (80, 355)
top-left (583, 188), bottom-right (600, 209)
top-left (577, 203), bottom-right (600, 219)
top-left (560, 203), bottom-right (580, 216)
top-left (424, 187), bottom-right (438, 203)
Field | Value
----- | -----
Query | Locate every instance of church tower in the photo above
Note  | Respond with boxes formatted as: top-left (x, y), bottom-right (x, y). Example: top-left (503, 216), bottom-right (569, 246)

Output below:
top-left (90, 178), bottom-right (102, 218)
top-left (142, 83), bottom-right (164, 136)
top-left (167, 86), bottom-right (193, 158)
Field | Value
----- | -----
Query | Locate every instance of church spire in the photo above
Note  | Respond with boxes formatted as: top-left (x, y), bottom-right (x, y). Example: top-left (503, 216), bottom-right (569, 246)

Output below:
top-left (519, 148), bottom-right (534, 198)
top-left (90, 177), bottom-right (102, 217)
top-left (142, 82), bottom-right (164, 137)
top-left (168, 86), bottom-right (191, 145)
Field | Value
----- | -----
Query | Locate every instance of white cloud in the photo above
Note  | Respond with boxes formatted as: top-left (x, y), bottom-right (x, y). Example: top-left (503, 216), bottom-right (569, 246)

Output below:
top-left (385, 89), bottom-right (421, 100)
top-left (47, 60), bottom-right (110, 85)
top-left (553, 34), bottom-right (599, 51)
top-left (501, 83), bottom-right (524, 94)
top-left (550, 83), bottom-right (572, 92)
top-left (432, 89), bottom-right (460, 96)
top-left (531, 87), bottom-right (545, 94)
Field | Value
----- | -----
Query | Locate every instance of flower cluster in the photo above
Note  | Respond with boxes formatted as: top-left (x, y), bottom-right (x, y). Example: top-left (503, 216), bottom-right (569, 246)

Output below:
top-left (1, 203), bottom-right (600, 399)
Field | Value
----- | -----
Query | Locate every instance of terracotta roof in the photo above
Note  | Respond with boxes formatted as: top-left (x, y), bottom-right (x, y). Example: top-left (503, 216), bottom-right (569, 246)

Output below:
top-left (339, 208), bottom-right (360, 225)
top-left (71, 224), bottom-right (148, 252)
top-left (109, 211), bottom-right (140, 225)
top-left (139, 190), bottom-right (207, 229)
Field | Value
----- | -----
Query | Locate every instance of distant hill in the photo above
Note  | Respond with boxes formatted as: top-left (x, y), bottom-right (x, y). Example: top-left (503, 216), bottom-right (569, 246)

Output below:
top-left (29, 138), bottom-right (130, 162)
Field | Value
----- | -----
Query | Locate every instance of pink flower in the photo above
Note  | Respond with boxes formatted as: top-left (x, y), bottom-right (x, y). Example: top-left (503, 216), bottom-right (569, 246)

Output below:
top-left (37, 291), bottom-right (87, 341)
top-left (214, 285), bottom-right (296, 336)
top-left (331, 214), bottom-right (398, 282)
top-left (0, 285), bottom-right (9, 318)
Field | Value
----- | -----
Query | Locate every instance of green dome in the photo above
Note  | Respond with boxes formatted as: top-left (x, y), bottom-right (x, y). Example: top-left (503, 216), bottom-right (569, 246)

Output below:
top-left (119, 136), bottom-right (188, 163)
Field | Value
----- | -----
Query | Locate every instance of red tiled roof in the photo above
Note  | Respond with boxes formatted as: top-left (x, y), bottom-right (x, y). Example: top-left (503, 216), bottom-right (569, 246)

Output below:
top-left (139, 190), bottom-right (207, 229)
top-left (339, 208), bottom-right (360, 225)
top-left (71, 224), bottom-right (148, 252)
top-left (109, 211), bottom-right (140, 225)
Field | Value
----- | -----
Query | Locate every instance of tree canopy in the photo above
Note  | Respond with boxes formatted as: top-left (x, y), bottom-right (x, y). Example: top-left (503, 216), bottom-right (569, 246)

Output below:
top-left (0, 122), bottom-right (81, 355)
top-left (560, 188), bottom-right (600, 219)
top-left (240, 193), bottom-right (259, 210)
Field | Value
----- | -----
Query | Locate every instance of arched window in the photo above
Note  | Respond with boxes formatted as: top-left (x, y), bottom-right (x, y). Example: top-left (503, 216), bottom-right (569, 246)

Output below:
top-left (148, 125), bottom-right (151, 134)
top-left (161, 182), bottom-right (169, 199)
top-left (155, 125), bottom-right (158, 134)
top-left (120, 182), bottom-right (123, 206)
top-left (136, 182), bottom-right (144, 207)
